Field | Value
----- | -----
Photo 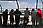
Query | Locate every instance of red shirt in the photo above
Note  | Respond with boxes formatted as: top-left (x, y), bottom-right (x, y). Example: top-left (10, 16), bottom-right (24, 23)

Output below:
top-left (37, 9), bottom-right (42, 17)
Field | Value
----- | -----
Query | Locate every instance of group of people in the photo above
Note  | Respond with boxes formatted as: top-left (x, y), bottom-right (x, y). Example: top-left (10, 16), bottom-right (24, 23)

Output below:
top-left (31, 8), bottom-right (43, 27)
top-left (0, 8), bottom-right (30, 26)
top-left (3, 9), bottom-right (22, 25)
top-left (0, 8), bottom-right (43, 26)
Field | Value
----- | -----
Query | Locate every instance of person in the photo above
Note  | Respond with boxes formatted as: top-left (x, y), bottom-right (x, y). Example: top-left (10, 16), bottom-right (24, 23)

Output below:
top-left (9, 9), bottom-right (14, 24)
top-left (0, 15), bottom-right (2, 25)
top-left (41, 11), bottom-right (43, 25)
top-left (14, 9), bottom-right (22, 25)
top-left (31, 9), bottom-right (37, 28)
top-left (37, 9), bottom-right (42, 26)
top-left (24, 8), bottom-right (30, 26)
top-left (3, 9), bottom-right (8, 25)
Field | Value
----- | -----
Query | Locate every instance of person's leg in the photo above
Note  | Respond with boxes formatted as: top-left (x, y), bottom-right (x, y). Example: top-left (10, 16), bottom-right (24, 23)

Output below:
top-left (26, 17), bottom-right (29, 25)
top-left (32, 18), bottom-right (34, 25)
top-left (36, 16), bottom-right (38, 26)
top-left (3, 20), bottom-right (6, 24)
top-left (6, 19), bottom-right (7, 25)
top-left (24, 17), bottom-right (26, 25)
top-left (32, 17), bottom-right (35, 28)
top-left (34, 20), bottom-right (35, 26)
top-left (10, 21), bottom-right (11, 25)
top-left (0, 20), bottom-right (2, 25)
top-left (12, 18), bottom-right (14, 25)
top-left (12, 22), bottom-right (13, 24)
top-left (24, 17), bottom-right (27, 26)
top-left (15, 20), bottom-right (18, 25)
top-left (0, 16), bottom-right (2, 25)
top-left (10, 19), bottom-right (12, 25)
top-left (23, 17), bottom-right (26, 28)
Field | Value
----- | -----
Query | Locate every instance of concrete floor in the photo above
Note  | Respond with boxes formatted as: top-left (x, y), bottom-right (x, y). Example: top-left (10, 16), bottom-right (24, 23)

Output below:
top-left (0, 24), bottom-right (43, 28)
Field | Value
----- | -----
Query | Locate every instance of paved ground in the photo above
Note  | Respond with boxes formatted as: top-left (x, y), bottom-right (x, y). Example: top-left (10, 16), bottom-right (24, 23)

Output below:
top-left (0, 24), bottom-right (42, 28)
top-left (0, 24), bottom-right (31, 28)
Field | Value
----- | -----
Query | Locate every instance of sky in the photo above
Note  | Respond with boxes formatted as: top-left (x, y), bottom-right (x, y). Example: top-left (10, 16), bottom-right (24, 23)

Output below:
top-left (0, 0), bottom-right (42, 12)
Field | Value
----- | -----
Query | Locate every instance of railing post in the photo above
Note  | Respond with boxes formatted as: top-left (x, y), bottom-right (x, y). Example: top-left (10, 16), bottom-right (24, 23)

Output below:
top-left (16, 0), bottom-right (19, 9)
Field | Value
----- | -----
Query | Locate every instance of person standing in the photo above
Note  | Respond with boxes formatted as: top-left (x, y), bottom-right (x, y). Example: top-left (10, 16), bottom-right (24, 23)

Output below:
top-left (14, 9), bottom-right (22, 25)
top-left (24, 8), bottom-right (30, 26)
top-left (3, 9), bottom-right (8, 25)
top-left (37, 9), bottom-right (42, 26)
top-left (31, 9), bottom-right (37, 28)
top-left (9, 9), bottom-right (14, 24)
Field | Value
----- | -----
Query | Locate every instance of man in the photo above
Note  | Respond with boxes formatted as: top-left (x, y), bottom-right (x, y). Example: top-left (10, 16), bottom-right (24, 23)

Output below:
top-left (9, 9), bottom-right (14, 24)
top-left (3, 9), bottom-right (8, 25)
top-left (24, 8), bottom-right (30, 26)
top-left (14, 9), bottom-right (22, 25)
top-left (37, 9), bottom-right (42, 25)
top-left (31, 9), bottom-right (37, 28)
top-left (0, 15), bottom-right (2, 25)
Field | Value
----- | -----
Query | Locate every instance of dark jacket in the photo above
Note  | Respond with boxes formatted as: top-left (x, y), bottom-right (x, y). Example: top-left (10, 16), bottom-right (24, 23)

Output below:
top-left (14, 10), bottom-right (22, 20)
top-left (24, 10), bottom-right (30, 17)
top-left (3, 9), bottom-right (8, 24)
top-left (3, 10), bottom-right (8, 20)
top-left (9, 9), bottom-right (14, 23)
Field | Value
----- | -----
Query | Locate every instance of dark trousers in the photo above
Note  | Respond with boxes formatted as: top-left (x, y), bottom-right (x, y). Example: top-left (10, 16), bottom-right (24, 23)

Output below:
top-left (24, 17), bottom-right (29, 26)
top-left (15, 19), bottom-right (20, 25)
top-left (3, 19), bottom-right (7, 25)
top-left (32, 19), bottom-right (35, 26)
top-left (0, 20), bottom-right (2, 25)
top-left (0, 16), bottom-right (2, 24)
top-left (10, 19), bottom-right (14, 24)
top-left (3, 15), bottom-right (8, 25)
top-left (10, 21), bottom-right (14, 24)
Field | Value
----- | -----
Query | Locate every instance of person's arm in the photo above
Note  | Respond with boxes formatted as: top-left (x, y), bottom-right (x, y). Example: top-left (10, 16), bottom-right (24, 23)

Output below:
top-left (14, 11), bottom-right (16, 15)
top-left (20, 11), bottom-right (22, 15)
top-left (3, 11), bottom-right (5, 15)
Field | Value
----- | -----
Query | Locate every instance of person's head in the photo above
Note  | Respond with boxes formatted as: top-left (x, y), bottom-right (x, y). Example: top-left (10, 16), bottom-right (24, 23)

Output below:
top-left (5, 9), bottom-right (8, 12)
top-left (26, 8), bottom-right (28, 10)
top-left (32, 9), bottom-right (34, 11)
top-left (11, 9), bottom-right (14, 12)
top-left (16, 9), bottom-right (19, 11)
top-left (38, 9), bottom-right (40, 10)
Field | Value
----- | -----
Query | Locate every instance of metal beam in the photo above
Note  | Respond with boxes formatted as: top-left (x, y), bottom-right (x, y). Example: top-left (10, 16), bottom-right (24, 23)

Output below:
top-left (36, 0), bottom-right (38, 9)
top-left (16, 0), bottom-right (19, 9)
top-left (0, 5), bottom-right (2, 12)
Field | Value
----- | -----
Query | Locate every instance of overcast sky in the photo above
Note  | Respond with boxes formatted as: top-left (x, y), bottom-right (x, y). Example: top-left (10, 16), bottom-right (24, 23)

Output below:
top-left (0, 0), bottom-right (42, 12)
